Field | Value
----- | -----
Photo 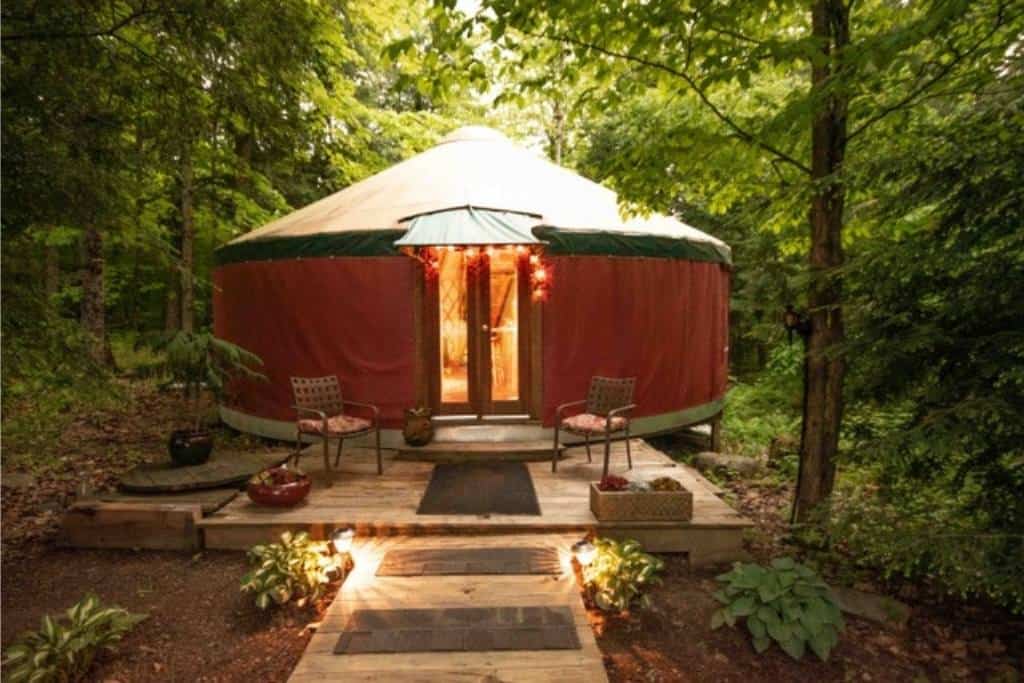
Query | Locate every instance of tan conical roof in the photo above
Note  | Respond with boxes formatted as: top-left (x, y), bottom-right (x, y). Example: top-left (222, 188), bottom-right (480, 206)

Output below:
top-left (230, 126), bottom-right (727, 253)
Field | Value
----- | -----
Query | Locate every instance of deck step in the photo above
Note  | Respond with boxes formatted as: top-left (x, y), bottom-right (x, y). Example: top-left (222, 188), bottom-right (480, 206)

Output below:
top-left (397, 440), bottom-right (562, 463)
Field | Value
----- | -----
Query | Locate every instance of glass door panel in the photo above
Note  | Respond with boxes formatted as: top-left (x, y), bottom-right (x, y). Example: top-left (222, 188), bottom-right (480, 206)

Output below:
top-left (488, 249), bottom-right (519, 402)
top-left (438, 249), bottom-right (469, 405)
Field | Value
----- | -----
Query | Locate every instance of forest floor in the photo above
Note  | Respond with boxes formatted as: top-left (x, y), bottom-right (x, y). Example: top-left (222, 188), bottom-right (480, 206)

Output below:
top-left (2, 381), bottom-right (1021, 682)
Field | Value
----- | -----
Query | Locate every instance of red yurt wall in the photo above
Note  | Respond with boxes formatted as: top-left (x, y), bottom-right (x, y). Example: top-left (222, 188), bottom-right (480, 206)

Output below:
top-left (541, 256), bottom-right (729, 427)
top-left (213, 257), bottom-right (417, 428)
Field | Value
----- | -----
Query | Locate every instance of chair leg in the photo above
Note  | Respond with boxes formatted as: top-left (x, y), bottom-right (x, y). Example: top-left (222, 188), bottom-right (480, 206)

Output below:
top-left (552, 424), bottom-right (560, 473)
top-left (626, 428), bottom-right (633, 469)
top-left (334, 437), bottom-right (344, 468)
top-left (375, 426), bottom-right (382, 475)
top-left (602, 434), bottom-right (611, 478)
top-left (322, 436), bottom-right (333, 487)
top-left (584, 434), bottom-right (592, 463)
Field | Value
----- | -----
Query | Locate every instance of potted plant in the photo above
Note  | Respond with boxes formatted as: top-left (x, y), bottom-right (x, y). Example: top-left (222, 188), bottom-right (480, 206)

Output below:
top-left (162, 330), bottom-right (263, 466)
top-left (590, 474), bottom-right (693, 522)
top-left (246, 464), bottom-right (312, 507)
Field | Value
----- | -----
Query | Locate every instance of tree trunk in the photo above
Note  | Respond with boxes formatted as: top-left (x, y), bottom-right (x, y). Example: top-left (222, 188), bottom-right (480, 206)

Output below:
top-left (179, 150), bottom-right (195, 333)
top-left (794, 0), bottom-right (849, 523)
top-left (80, 225), bottom-right (109, 365)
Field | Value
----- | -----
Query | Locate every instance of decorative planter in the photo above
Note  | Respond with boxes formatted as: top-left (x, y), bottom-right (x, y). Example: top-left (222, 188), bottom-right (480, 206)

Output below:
top-left (168, 429), bottom-right (213, 467)
top-left (589, 483), bottom-right (693, 522)
top-left (403, 407), bottom-right (433, 446)
top-left (247, 466), bottom-right (311, 507)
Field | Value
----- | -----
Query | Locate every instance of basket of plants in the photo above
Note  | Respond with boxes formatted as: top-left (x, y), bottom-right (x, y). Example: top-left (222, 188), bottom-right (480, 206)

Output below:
top-left (247, 465), bottom-right (311, 507)
top-left (590, 475), bottom-right (693, 522)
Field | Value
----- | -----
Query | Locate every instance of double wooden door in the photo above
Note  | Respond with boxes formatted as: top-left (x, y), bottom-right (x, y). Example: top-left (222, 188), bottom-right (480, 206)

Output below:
top-left (427, 247), bottom-right (530, 417)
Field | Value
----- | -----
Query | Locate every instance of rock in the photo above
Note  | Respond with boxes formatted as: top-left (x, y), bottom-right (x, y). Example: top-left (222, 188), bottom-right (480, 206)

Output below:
top-left (693, 451), bottom-right (765, 476)
top-left (2, 472), bottom-right (36, 489)
top-left (829, 585), bottom-right (911, 630)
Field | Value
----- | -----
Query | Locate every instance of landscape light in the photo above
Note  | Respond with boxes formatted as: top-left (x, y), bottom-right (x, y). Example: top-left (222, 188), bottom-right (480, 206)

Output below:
top-left (571, 539), bottom-right (596, 567)
top-left (331, 527), bottom-right (354, 554)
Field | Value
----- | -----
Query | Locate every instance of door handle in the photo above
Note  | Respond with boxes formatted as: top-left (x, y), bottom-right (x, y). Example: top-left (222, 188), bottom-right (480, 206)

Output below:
top-left (481, 324), bottom-right (489, 332)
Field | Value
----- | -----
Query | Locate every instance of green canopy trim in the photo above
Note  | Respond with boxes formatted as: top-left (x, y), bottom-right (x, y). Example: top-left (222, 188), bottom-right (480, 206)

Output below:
top-left (214, 230), bottom-right (405, 266)
top-left (533, 226), bottom-right (732, 265)
top-left (214, 226), bottom-right (731, 266)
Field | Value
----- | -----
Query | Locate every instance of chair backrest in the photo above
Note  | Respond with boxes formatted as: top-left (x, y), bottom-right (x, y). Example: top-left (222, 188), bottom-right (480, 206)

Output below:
top-left (291, 376), bottom-right (343, 416)
top-left (586, 376), bottom-right (636, 415)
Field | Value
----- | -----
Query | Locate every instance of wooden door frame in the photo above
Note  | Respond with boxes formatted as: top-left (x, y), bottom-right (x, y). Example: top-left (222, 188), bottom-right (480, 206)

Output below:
top-left (420, 253), bottom-right (533, 419)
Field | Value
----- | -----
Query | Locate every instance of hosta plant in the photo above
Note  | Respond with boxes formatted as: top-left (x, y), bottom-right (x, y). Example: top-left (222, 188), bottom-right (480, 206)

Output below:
top-left (240, 531), bottom-right (341, 609)
top-left (2, 594), bottom-right (146, 683)
top-left (584, 537), bottom-right (665, 612)
top-left (711, 557), bottom-right (844, 661)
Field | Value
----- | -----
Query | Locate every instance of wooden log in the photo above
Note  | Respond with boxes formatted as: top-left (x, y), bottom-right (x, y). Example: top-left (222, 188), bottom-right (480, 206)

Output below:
top-left (59, 501), bottom-right (203, 551)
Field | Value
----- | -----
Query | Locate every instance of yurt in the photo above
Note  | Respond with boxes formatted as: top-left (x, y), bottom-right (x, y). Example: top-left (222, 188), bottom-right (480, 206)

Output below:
top-left (213, 126), bottom-right (731, 445)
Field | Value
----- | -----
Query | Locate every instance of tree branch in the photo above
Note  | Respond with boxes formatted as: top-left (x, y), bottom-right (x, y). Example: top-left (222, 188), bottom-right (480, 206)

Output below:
top-left (541, 31), bottom-right (812, 175)
top-left (847, 1), bottom-right (1013, 143)
top-left (1, 5), bottom-right (161, 42)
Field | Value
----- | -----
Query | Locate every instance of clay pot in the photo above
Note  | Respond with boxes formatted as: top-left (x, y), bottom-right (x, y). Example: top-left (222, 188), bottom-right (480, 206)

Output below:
top-left (403, 407), bottom-right (433, 446)
top-left (168, 429), bottom-right (213, 466)
top-left (247, 466), bottom-right (311, 507)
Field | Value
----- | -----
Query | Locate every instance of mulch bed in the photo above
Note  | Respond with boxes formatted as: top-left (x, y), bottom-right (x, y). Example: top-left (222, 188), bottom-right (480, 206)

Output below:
top-left (589, 554), bottom-right (1022, 682)
top-left (1, 548), bottom-right (338, 683)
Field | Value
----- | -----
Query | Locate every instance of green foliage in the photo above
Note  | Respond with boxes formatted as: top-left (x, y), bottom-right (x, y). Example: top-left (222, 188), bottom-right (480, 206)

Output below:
top-left (161, 331), bottom-right (264, 429)
top-left (825, 481), bottom-right (1024, 614)
top-left (712, 558), bottom-right (844, 662)
top-left (2, 594), bottom-right (146, 683)
top-left (723, 344), bottom-right (803, 458)
top-left (240, 531), bottom-right (341, 610)
top-left (583, 538), bottom-right (664, 612)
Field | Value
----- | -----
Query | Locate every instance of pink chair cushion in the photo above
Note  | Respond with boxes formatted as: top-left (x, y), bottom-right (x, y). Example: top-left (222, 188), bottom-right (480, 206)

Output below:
top-left (298, 414), bottom-right (372, 436)
top-left (562, 413), bottom-right (627, 434)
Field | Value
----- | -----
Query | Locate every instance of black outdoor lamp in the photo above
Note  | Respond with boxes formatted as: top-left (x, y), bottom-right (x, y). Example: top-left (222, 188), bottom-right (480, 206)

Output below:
top-left (782, 304), bottom-right (811, 344)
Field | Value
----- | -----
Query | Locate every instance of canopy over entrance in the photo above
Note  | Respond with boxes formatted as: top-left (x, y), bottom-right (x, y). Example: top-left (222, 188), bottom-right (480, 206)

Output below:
top-left (395, 207), bottom-right (542, 247)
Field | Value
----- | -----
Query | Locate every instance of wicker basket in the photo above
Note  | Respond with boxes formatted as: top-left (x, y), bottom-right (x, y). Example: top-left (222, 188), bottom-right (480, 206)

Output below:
top-left (589, 483), bottom-right (693, 522)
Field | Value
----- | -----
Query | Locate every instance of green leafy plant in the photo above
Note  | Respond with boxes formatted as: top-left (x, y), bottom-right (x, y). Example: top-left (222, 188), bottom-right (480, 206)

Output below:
top-left (240, 531), bottom-right (341, 609)
top-left (711, 558), bottom-right (844, 661)
top-left (2, 594), bottom-right (146, 683)
top-left (583, 537), bottom-right (665, 612)
top-left (162, 330), bottom-right (264, 430)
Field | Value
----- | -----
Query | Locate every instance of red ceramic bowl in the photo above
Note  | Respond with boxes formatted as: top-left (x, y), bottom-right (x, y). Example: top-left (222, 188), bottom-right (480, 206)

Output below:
top-left (246, 466), bottom-right (311, 507)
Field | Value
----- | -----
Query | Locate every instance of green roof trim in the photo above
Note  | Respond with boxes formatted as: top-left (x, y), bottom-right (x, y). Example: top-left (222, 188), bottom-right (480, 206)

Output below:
top-left (533, 226), bottom-right (731, 265)
top-left (214, 230), bottom-right (406, 265)
top-left (214, 226), bottom-right (731, 266)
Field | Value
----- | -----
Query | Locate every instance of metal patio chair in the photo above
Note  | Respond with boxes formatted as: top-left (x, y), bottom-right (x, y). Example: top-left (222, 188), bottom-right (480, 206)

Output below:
top-left (291, 375), bottom-right (382, 485)
top-left (552, 376), bottom-right (637, 477)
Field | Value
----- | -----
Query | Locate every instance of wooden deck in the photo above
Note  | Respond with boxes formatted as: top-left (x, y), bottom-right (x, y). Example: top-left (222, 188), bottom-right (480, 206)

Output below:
top-left (200, 440), bottom-right (751, 565)
top-left (288, 534), bottom-right (608, 682)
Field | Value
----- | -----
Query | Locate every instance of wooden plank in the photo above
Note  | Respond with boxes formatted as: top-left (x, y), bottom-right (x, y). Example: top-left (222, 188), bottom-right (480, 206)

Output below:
top-left (59, 501), bottom-right (202, 551)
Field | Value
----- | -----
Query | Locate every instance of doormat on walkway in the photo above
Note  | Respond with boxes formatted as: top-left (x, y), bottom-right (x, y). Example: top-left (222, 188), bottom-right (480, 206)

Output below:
top-left (416, 462), bottom-right (541, 515)
top-left (334, 606), bottom-right (581, 654)
top-left (376, 547), bottom-right (561, 576)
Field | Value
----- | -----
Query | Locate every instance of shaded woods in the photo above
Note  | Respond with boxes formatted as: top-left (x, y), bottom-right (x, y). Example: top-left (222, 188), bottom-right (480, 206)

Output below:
top-left (3, 0), bottom-right (1023, 662)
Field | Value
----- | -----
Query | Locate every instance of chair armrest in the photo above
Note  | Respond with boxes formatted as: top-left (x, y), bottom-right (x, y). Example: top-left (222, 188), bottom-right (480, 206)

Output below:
top-left (342, 400), bottom-right (380, 423)
top-left (555, 400), bottom-right (587, 419)
top-left (292, 405), bottom-right (327, 420)
top-left (607, 403), bottom-right (637, 419)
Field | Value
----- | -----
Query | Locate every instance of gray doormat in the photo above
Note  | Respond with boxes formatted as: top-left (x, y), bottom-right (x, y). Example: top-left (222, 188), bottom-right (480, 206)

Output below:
top-left (416, 462), bottom-right (541, 516)
top-left (333, 606), bottom-right (580, 654)
top-left (376, 547), bottom-right (561, 576)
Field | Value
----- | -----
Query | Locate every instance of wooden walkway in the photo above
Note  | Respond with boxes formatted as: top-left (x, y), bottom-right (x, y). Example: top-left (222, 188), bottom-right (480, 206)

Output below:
top-left (200, 440), bottom-right (751, 565)
top-left (289, 534), bottom-right (608, 682)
